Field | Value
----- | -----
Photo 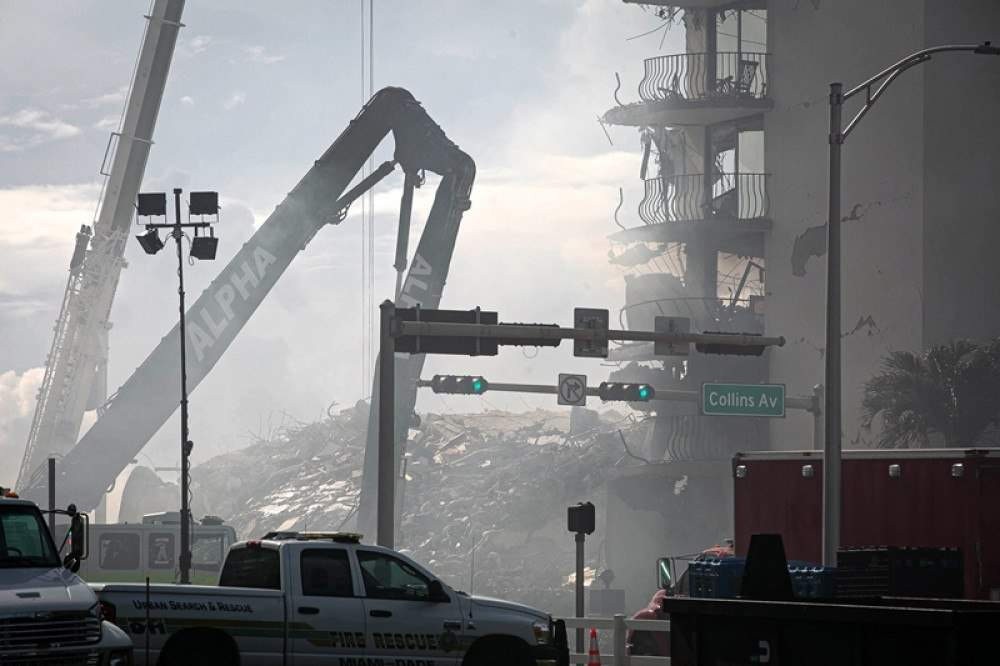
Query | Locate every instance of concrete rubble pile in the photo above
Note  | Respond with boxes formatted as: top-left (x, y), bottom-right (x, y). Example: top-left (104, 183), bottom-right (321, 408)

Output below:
top-left (191, 402), bottom-right (645, 613)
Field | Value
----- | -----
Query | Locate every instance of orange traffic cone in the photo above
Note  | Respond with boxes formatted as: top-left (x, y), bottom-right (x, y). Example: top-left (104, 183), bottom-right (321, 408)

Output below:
top-left (587, 627), bottom-right (601, 666)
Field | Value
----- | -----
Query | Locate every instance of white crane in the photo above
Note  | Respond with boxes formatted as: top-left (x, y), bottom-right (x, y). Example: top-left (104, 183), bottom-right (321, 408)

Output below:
top-left (16, 0), bottom-right (186, 492)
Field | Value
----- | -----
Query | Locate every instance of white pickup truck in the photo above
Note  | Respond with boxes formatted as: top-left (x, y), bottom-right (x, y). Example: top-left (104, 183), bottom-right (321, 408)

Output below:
top-left (93, 532), bottom-right (568, 666)
top-left (0, 494), bottom-right (133, 665)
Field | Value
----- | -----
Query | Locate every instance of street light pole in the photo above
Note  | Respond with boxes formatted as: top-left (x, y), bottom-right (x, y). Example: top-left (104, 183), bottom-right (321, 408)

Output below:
top-left (824, 83), bottom-right (843, 567)
top-left (136, 186), bottom-right (219, 583)
top-left (172, 187), bottom-right (193, 585)
top-left (823, 41), bottom-right (999, 566)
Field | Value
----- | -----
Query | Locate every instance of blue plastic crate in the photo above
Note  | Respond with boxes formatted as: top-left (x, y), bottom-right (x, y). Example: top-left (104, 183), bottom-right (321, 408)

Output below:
top-left (688, 557), bottom-right (746, 599)
top-left (686, 558), bottom-right (834, 599)
top-left (789, 564), bottom-right (837, 599)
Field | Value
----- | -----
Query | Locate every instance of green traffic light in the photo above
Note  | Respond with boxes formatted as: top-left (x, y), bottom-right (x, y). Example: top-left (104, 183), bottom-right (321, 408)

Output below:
top-left (638, 385), bottom-right (653, 400)
top-left (472, 378), bottom-right (485, 393)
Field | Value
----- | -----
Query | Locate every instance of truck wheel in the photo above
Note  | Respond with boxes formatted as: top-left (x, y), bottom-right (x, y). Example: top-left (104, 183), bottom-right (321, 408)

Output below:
top-left (463, 636), bottom-right (535, 666)
top-left (158, 628), bottom-right (239, 666)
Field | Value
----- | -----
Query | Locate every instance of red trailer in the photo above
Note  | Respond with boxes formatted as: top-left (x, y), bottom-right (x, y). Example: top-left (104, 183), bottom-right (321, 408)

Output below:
top-left (733, 448), bottom-right (1000, 599)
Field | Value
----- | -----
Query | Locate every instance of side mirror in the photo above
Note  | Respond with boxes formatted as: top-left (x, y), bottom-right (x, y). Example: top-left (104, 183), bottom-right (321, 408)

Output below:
top-left (70, 513), bottom-right (85, 560)
top-left (427, 579), bottom-right (450, 603)
top-left (63, 507), bottom-right (87, 572)
top-left (656, 557), bottom-right (673, 590)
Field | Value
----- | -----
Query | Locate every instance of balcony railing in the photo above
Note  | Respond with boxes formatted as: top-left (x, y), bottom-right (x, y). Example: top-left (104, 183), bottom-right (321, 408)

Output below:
top-left (638, 51), bottom-right (769, 103)
top-left (639, 172), bottom-right (769, 224)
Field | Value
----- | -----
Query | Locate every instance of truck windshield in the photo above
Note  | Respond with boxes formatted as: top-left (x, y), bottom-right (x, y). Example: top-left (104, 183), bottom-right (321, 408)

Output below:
top-left (0, 505), bottom-right (60, 568)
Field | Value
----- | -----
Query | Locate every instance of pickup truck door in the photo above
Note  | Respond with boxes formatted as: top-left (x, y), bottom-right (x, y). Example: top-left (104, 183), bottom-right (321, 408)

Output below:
top-left (289, 547), bottom-right (368, 664)
top-left (355, 549), bottom-right (465, 665)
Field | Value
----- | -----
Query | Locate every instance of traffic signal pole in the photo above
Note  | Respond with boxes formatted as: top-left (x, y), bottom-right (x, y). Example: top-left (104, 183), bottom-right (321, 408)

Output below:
top-left (377, 301), bottom-right (396, 549)
top-left (396, 320), bottom-right (785, 351)
top-left (375, 304), bottom-right (788, 547)
top-left (417, 378), bottom-right (815, 408)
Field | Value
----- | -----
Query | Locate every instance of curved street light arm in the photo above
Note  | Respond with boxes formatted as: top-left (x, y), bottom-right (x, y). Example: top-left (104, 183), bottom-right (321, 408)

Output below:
top-left (842, 57), bottom-right (927, 139)
top-left (838, 43), bottom-right (998, 141)
top-left (845, 43), bottom-right (988, 99)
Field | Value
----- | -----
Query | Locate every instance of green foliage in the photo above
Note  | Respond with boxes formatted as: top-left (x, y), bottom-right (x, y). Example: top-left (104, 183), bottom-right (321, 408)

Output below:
top-left (862, 339), bottom-right (1000, 448)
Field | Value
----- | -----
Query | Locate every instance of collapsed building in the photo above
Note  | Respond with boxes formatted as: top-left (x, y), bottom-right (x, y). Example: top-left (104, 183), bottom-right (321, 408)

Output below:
top-left (178, 403), bottom-right (648, 616)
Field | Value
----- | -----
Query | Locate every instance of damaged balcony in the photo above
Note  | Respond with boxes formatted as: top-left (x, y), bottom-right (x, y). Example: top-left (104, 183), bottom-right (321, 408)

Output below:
top-left (622, 1), bottom-right (767, 10)
top-left (604, 51), bottom-right (772, 127)
top-left (611, 171), bottom-right (770, 257)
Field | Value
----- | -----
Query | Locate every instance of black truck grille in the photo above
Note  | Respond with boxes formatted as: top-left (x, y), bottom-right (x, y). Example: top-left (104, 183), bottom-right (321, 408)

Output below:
top-left (0, 651), bottom-right (101, 666)
top-left (0, 612), bottom-right (102, 653)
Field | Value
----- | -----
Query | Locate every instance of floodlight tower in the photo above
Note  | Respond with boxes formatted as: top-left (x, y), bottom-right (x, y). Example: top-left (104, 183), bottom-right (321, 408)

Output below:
top-left (135, 187), bottom-right (219, 584)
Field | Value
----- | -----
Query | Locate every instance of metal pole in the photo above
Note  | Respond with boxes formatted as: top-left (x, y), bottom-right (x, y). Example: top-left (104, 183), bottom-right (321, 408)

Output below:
top-left (575, 532), bottom-right (585, 653)
top-left (397, 320), bottom-right (785, 349)
top-left (174, 187), bottom-right (192, 585)
top-left (47, 458), bottom-right (56, 539)
top-left (377, 300), bottom-right (396, 548)
top-left (823, 84), bottom-right (843, 567)
top-left (145, 576), bottom-right (151, 664)
top-left (469, 522), bottom-right (476, 595)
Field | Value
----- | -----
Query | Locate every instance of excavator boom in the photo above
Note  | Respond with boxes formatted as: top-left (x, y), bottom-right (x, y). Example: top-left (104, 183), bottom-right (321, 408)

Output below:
top-left (24, 87), bottom-right (474, 512)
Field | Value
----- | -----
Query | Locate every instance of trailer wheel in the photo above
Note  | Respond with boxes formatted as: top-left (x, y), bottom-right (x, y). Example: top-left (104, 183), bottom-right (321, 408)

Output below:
top-left (158, 628), bottom-right (239, 666)
top-left (463, 635), bottom-right (535, 666)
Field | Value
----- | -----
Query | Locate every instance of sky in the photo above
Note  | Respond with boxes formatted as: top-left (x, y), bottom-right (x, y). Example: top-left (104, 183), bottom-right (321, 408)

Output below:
top-left (0, 0), bottom-right (685, 486)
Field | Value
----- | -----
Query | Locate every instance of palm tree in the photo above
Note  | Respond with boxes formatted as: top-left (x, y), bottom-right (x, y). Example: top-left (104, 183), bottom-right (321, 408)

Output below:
top-left (861, 339), bottom-right (1000, 448)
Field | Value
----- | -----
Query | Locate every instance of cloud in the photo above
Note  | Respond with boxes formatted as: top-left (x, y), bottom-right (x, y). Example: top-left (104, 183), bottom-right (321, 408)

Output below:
top-left (180, 96), bottom-right (195, 106)
top-left (188, 35), bottom-right (213, 54)
top-left (0, 109), bottom-right (81, 151)
top-left (0, 182), bottom-right (99, 293)
top-left (0, 367), bottom-right (43, 488)
top-left (223, 92), bottom-right (246, 110)
top-left (244, 45), bottom-right (286, 65)
top-left (93, 115), bottom-right (119, 131)
top-left (81, 86), bottom-right (128, 109)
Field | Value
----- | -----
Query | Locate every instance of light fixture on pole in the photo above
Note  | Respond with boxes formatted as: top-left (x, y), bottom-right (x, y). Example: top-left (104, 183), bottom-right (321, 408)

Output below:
top-left (135, 187), bottom-right (220, 584)
top-left (136, 228), bottom-right (164, 255)
top-left (823, 41), bottom-right (999, 567)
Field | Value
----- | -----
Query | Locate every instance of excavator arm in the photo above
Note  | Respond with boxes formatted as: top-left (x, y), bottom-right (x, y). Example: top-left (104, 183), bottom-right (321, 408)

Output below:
top-left (24, 87), bottom-right (474, 512)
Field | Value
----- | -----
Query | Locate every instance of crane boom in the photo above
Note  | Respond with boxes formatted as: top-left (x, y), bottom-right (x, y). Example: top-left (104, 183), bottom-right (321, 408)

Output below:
top-left (17, 0), bottom-right (185, 491)
top-left (23, 87), bottom-right (475, 512)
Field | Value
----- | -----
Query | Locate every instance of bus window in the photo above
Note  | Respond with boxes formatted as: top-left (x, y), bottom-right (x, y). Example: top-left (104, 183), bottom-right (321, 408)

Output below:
top-left (148, 532), bottom-right (175, 569)
top-left (192, 532), bottom-right (224, 571)
top-left (99, 533), bottom-right (140, 570)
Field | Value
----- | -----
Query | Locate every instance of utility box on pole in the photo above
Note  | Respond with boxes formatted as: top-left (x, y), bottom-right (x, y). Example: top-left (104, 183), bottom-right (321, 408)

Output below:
top-left (568, 501), bottom-right (595, 653)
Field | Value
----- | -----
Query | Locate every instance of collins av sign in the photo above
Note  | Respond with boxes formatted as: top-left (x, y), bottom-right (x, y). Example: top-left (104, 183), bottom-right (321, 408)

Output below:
top-left (701, 382), bottom-right (786, 417)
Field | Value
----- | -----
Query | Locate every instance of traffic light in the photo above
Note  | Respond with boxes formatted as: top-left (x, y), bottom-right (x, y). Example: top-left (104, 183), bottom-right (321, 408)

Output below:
top-left (597, 382), bottom-right (655, 402)
top-left (394, 308), bottom-right (500, 356)
top-left (430, 375), bottom-right (490, 395)
top-left (695, 331), bottom-right (767, 356)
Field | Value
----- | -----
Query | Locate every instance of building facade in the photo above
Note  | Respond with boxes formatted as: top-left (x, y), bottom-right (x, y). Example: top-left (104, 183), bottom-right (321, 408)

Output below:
top-left (603, 0), bottom-right (1000, 612)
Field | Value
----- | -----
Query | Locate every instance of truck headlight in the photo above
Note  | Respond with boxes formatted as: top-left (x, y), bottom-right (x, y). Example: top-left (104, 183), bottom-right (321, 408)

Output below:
top-left (532, 619), bottom-right (553, 645)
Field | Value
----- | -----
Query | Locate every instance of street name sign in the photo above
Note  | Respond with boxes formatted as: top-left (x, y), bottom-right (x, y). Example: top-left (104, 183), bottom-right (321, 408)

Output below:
top-left (558, 373), bottom-right (587, 406)
top-left (701, 382), bottom-right (785, 417)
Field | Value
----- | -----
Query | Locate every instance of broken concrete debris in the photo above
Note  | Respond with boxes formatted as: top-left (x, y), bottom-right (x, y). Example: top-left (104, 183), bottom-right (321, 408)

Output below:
top-left (188, 402), bottom-right (646, 614)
